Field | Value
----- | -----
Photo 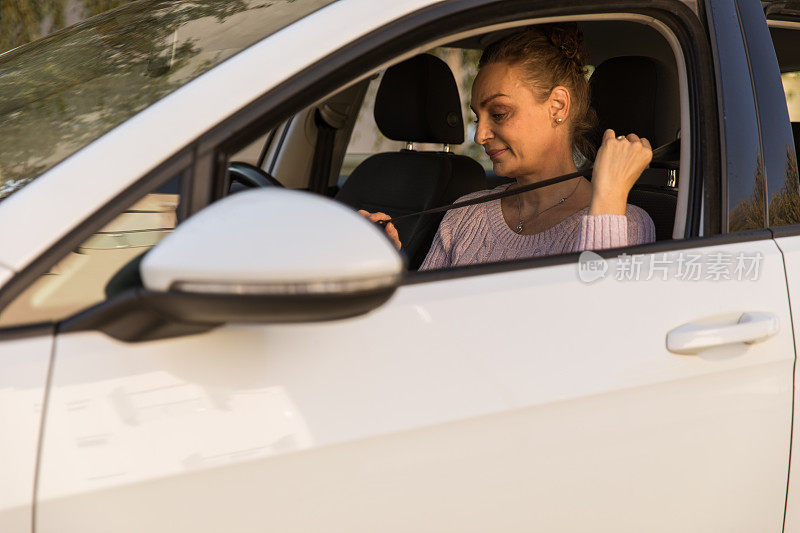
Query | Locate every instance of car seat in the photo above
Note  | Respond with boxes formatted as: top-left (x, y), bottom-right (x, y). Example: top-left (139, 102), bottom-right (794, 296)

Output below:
top-left (335, 54), bottom-right (486, 270)
top-left (590, 56), bottom-right (681, 240)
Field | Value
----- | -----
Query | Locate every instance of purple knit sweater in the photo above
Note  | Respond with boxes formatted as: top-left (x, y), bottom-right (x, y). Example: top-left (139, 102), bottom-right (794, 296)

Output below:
top-left (419, 185), bottom-right (656, 270)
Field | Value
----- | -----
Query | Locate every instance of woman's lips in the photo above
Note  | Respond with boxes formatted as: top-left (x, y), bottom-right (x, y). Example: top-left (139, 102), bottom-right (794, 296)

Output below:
top-left (487, 148), bottom-right (507, 160)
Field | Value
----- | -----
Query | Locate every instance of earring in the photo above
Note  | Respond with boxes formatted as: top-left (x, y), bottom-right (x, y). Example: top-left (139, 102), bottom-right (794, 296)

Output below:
top-left (555, 117), bottom-right (563, 124)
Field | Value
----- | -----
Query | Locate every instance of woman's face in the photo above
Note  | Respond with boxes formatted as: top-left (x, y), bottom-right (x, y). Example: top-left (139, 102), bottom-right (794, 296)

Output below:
top-left (470, 61), bottom-right (562, 178)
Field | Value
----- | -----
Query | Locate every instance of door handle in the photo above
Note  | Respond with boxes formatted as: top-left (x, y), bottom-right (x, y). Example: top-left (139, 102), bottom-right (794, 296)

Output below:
top-left (666, 312), bottom-right (779, 355)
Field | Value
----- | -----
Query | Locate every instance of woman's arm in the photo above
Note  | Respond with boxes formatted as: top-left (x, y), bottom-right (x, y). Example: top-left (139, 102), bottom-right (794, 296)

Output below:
top-left (569, 128), bottom-right (656, 252)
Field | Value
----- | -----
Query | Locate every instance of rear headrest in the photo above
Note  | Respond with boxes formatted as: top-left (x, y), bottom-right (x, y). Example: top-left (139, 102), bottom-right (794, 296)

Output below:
top-left (374, 54), bottom-right (465, 145)
top-left (590, 56), bottom-right (678, 146)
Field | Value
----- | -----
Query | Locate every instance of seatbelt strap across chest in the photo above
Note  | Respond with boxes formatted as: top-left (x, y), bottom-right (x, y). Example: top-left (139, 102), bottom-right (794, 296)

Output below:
top-left (376, 139), bottom-right (680, 227)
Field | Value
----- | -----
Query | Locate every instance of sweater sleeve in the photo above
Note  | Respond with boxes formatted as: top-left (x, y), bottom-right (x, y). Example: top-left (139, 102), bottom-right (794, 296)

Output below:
top-left (572, 204), bottom-right (656, 252)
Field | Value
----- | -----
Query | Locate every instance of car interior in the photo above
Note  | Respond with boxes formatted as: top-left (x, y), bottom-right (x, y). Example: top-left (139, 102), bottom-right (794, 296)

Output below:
top-left (0, 17), bottom-right (690, 327)
top-left (769, 25), bottom-right (800, 155)
top-left (228, 20), bottom-right (684, 270)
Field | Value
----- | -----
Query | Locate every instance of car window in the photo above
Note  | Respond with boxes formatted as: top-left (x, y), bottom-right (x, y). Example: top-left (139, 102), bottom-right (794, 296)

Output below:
top-left (770, 27), bottom-right (800, 122)
top-left (0, 176), bottom-right (182, 327)
top-left (340, 47), bottom-right (490, 187)
top-left (0, 0), bottom-right (337, 203)
top-left (766, 25), bottom-right (800, 226)
top-left (782, 70), bottom-right (800, 123)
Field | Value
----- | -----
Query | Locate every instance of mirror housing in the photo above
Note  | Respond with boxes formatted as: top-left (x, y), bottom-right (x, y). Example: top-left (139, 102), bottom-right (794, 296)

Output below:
top-left (63, 189), bottom-right (404, 341)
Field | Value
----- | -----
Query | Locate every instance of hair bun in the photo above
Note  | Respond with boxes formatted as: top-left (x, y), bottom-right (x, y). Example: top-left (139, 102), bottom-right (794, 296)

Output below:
top-left (543, 23), bottom-right (587, 67)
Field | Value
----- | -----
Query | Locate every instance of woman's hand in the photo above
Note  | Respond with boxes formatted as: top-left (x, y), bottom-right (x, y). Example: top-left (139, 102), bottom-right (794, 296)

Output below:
top-left (589, 129), bottom-right (653, 215)
top-left (358, 210), bottom-right (402, 250)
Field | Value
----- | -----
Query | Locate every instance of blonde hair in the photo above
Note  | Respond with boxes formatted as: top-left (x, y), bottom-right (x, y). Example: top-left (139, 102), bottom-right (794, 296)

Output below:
top-left (479, 23), bottom-right (598, 158)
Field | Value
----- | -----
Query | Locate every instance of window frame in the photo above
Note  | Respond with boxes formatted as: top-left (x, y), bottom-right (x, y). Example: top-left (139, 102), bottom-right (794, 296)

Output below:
top-left (0, 0), bottom-right (719, 334)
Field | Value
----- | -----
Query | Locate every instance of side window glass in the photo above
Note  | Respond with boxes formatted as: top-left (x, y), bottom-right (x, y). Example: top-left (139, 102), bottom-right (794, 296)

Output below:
top-left (771, 27), bottom-right (800, 131)
top-left (767, 25), bottom-right (800, 226)
top-left (0, 175), bottom-right (183, 327)
top-left (340, 47), bottom-right (490, 187)
top-left (783, 71), bottom-right (800, 122)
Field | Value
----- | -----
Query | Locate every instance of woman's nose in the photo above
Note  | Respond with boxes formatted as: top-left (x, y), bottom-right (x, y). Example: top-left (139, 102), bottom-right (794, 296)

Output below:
top-left (474, 120), bottom-right (493, 145)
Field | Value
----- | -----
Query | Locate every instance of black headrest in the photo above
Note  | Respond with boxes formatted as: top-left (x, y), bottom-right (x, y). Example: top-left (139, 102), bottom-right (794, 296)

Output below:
top-left (374, 54), bottom-right (465, 145)
top-left (590, 56), bottom-right (674, 143)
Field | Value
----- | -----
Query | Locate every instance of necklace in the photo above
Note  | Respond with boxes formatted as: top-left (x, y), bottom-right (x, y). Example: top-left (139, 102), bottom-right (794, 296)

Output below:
top-left (514, 178), bottom-right (581, 234)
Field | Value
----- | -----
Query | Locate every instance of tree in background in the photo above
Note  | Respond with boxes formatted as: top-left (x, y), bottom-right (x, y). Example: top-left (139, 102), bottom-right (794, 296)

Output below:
top-left (0, 0), bottom-right (254, 198)
top-left (1, 0), bottom-right (136, 53)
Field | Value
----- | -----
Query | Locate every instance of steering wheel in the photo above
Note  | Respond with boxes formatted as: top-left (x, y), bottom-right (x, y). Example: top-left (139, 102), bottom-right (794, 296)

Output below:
top-left (228, 161), bottom-right (284, 189)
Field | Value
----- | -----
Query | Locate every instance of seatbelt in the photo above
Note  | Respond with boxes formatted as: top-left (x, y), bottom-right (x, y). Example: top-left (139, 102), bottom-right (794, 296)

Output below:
top-left (376, 139), bottom-right (680, 227)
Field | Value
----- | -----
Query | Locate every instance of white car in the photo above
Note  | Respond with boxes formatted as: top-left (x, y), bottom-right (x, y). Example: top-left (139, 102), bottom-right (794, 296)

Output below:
top-left (2, 0), bottom-right (800, 531)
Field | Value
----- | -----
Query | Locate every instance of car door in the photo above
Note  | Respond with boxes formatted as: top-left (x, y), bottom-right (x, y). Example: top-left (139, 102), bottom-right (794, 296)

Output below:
top-left (761, 6), bottom-right (800, 532)
top-left (0, 325), bottom-right (52, 533)
top-left (35, 235), bottom-right (794, 533)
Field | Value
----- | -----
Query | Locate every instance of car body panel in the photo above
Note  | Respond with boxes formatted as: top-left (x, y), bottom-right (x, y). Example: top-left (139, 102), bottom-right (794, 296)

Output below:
top-left (772, 234), bottom-right (800, 532)
top-left (38, 239), bottom-right (793, 531)
top-left (0, 331), bottom-right (53, 532)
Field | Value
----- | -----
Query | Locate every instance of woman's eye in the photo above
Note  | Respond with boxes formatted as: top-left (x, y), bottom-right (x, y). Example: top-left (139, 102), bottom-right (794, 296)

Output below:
top-left (492, 113), bottom-right (507, 120)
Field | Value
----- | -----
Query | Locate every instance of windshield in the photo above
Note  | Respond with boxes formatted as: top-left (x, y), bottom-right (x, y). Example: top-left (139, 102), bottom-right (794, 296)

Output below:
top-left (0, 0), bottom-right (337, 201)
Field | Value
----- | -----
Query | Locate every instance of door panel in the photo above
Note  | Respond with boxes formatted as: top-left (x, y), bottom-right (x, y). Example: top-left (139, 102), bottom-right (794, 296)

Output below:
top-left (771, 234), bottom-right (800, 532)
top-left (38, 239), bottom-right (793, 532)
top-left (0, 330), bottom-right (53, 532)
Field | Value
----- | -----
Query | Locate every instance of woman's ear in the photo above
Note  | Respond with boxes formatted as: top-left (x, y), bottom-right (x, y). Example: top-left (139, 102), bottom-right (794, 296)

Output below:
top-left (549, 85), bottom-right (572, 124)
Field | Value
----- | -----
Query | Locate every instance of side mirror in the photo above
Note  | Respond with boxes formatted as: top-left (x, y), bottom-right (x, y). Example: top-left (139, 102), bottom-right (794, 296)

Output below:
top-left (64, 189), bottom-right (403, 341)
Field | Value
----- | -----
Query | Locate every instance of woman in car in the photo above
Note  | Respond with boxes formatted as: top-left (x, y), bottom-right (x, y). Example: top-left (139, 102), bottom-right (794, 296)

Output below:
top-left (364, 23), bottom-right (656, 269)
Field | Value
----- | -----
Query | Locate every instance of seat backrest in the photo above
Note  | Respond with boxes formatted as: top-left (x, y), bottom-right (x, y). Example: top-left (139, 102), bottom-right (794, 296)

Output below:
top-left (590, 56), bottom-right (680, 239)
top-left (336, 54), bottom-right (485, 269)
top-left (627, 186), bottom-right (677, 241)
top-left (590, 56), bottom-right (679, 185)
top-left (590, 56), bottom-right (680, 149)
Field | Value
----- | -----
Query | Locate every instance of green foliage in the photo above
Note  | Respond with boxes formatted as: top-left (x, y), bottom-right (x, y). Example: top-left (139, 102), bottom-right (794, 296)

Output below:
top-left (1, 0), bottom-right (117, 53)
